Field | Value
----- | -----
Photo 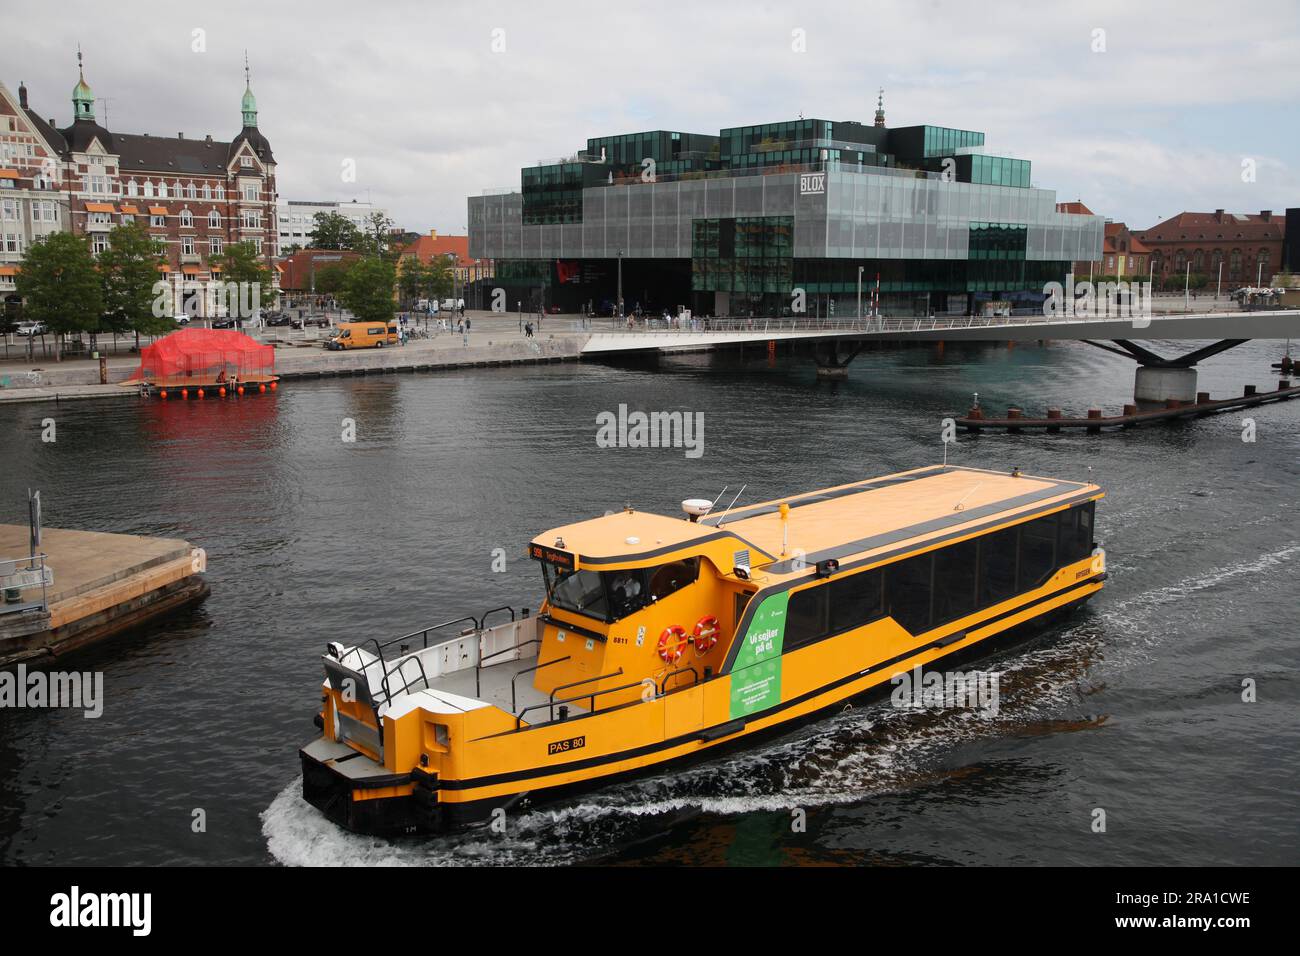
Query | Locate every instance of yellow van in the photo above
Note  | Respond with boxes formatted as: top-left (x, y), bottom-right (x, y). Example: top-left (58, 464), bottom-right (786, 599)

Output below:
top-left (326, 322), bottom-right (398, 350)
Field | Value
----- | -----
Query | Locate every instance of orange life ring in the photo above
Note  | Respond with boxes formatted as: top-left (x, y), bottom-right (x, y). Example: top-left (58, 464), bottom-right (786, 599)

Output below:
top-left (693, 615), bottom-right (720, 653)
top-left (657, 625), bottom-right (690, 663)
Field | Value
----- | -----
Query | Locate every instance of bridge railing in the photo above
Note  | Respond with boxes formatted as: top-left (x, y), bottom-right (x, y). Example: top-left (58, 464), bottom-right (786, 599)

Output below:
top-left (595, 308), bottom-right (1298, 337)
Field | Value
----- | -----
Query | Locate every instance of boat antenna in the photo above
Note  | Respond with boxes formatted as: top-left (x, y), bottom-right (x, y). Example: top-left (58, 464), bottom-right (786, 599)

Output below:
top-left (702, 485), bottom-right (729, 520)
top-left (717, 484), bottom-right (747, 527)
top-left (954, 481), bottom-right (982, 512)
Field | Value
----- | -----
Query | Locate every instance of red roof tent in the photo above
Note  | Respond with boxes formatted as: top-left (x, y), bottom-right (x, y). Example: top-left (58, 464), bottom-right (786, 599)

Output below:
top-left (128, 327), bottom-right (276, 387)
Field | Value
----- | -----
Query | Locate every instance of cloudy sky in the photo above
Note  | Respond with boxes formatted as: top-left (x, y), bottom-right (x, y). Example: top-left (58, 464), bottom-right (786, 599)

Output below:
top-left (10, 0), bottom-right (1298, 233)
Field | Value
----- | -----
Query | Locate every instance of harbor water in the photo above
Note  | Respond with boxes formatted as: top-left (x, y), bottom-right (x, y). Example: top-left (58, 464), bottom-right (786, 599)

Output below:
top-left (1, 337), bottom-right (1297, 865)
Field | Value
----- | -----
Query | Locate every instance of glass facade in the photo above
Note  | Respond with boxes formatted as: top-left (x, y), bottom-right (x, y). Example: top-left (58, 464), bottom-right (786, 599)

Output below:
top-left (472, 169), bottom-right (1101, 264)
top-left (691, 216), bottom-right (793, 292)
top-left (521, 163), bottom-right (585, 224)
top-left (961, 154), bottom-right (1031, 188)
top-left (920, 125), bottom-right (984, 159)
top-left (469, 115), bottom-right (1104, 311)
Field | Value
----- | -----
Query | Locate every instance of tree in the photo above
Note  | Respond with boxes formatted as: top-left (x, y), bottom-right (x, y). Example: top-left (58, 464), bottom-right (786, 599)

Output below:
top-left (308, 211), bottom-right (361, 250)
top-left (209, 241), bottom-right (273, 318)
top-left (315, 262), bottom-right (353, 296)
top-left (426, 254), bottom-right (454, 301)
top-left (338, 256), bottom-right (396, 324)
top-left (99, 222), bottom-right (169, 347)
top-left (16, 232), bottom-right (103, 361)
top-left (397, 257), bottom-right (429, 307)
top-left (356, 211), bottom-right (397, 260)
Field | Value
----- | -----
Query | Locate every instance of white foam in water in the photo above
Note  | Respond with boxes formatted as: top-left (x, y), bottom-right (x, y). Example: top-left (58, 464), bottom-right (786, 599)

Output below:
top-left (263, 542), bottom-right (1300, 865)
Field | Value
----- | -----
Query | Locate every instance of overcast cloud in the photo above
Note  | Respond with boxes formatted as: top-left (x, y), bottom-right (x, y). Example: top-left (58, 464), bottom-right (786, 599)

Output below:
top-left (9, 0), bottom-right (1298, 232)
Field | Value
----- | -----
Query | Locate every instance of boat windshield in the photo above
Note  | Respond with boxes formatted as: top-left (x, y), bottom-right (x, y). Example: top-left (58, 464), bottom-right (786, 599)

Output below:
top-left (544, 566), bottom-right (609, 620)
top-left (542, 557), bottom-right (700, 623)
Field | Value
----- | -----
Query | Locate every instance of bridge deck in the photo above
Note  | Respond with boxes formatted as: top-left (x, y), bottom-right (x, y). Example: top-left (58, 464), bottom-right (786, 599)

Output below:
top-left (578, 310), bottom-right (1300, 354)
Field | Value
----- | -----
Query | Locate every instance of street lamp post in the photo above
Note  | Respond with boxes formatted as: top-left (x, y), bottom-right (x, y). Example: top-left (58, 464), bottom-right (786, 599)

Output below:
top-left (1217, 262), bottom-right (1223, 300)
top-left (616, 249), bottom-right (623, 323)
top-left (857, 266), bottom-right (863, 325)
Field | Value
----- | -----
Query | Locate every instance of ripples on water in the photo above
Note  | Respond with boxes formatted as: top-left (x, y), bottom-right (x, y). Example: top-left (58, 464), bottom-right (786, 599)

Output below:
top-left (2, 339), bottom-right (1298, 865)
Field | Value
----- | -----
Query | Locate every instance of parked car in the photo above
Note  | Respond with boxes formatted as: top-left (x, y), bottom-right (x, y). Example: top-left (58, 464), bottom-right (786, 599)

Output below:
top-left (173, 314), bottom-right (192, 326)
top-left (211, 317), bottom-right (238, 329)
top-left (264, 312), bottom-right (292, 327)
top-left (439, 298), bottom-right (465, 313)
top-left (292, 313), bottom-right (331, 329)
top-left (16, 321), bottom-right (48, 336)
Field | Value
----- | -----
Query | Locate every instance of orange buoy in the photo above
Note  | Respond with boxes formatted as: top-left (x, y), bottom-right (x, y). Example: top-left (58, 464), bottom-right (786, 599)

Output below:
top-left (657, 625), bottom-right (690, 663)
top-left (269, 381), bottom-right (277, 391)
top-left (693, 615), bottom-right (720, 653)
top-left (218, 386), bottom-right (227, 397)
top-left (159, 389), bottom-right (168, 400)
top-left (197, 388), bottom-right (205, 399)
top-left (181, 388), bottom-right (189, 400)
top-left (236, 385), bottom-right (244, 395)
top-left (258, 383), bottom-right (266, 393)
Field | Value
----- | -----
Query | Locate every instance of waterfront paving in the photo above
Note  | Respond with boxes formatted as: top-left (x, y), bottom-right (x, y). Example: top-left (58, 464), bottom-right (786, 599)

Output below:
top-left (0, 312), bottom-right (595, 403)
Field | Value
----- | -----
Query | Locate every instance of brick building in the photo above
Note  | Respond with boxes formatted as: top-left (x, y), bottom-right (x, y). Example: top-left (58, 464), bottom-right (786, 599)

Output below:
top-left (0, 83), bottom-right (69, 306)
top-left (1134, 209), bottom-right (1284, 288)
top-left (1055, 202), bottom-right (1153, 280)
top-left (278, 249), bottom-right (363, 293)
top-left (2, 53), bottom-right (280, 317)
top-left (398, 230), bottom-right (493, 284)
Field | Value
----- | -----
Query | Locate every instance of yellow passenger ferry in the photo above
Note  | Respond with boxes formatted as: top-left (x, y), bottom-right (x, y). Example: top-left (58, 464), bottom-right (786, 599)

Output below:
top-left (301, 464), bottom-right (1105, 835)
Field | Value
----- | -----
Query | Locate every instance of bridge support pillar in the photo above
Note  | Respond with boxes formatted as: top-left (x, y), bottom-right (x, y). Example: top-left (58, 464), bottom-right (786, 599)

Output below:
top-left (1135, 366), bottom-right (1197, 404)
top-left (812, 340), bottom-right (862, 380)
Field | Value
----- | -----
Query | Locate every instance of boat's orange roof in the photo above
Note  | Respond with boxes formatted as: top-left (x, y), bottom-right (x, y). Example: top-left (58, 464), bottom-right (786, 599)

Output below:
top-left (532, 465), bottom-right (1102, 579)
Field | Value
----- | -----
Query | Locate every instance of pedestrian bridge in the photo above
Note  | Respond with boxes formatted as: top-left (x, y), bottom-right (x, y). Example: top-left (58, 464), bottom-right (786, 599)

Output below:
top-left (579, 309), bottom-right (1300, 401)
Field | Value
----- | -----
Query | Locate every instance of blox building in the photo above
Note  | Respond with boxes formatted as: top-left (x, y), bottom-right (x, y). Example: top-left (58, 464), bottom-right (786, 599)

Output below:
top-left (468, 105), bottom-right (1102, 317)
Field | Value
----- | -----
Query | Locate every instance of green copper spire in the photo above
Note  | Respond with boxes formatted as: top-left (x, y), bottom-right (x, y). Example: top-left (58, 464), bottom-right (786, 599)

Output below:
top-left (241, 52), bottom-right (258, 127)
top-left (72, 45), bottom-right (95, 121)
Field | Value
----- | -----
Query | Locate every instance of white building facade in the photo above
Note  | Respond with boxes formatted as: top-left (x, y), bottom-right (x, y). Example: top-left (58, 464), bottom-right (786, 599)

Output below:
top-left (277, 199), bottom-right (387, 248)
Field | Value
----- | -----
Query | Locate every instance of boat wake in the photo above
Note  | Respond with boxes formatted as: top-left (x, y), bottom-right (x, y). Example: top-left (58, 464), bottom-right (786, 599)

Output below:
top-left (262, 542), bottom-right (1299, 866)
top-left (261, 625), bottom-right (1102, 866)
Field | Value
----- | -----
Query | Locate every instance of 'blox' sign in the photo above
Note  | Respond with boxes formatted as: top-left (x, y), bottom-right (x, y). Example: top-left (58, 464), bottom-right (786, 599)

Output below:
top-left (799, 172), bottom-right (826, 195)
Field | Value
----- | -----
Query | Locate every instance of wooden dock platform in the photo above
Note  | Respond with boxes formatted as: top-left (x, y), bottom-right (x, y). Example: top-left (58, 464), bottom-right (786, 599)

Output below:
top-left (0, 525), bottom-right (209, 667)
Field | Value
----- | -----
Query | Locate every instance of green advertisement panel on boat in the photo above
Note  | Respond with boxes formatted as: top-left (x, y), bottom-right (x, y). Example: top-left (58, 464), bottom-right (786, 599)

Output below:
top-left (729, 592), bottom-right (789, 719)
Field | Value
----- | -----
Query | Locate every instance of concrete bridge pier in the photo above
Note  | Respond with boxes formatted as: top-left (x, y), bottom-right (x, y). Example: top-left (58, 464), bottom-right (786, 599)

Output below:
top-left (1084, 338), bottom-right (1249, 405)
top-left (813, 340), bottom-right (863, 380)
top-left (1134, 366), bottom-right (1198, 404)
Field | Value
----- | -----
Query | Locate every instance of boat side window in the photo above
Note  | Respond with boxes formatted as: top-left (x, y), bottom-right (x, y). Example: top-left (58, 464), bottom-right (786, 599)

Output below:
top-left (885, 552), bottom-right (934, 636)
top-left (785, 584), bottom-right (829, 651)
top-left (1058, 502), bottom-right (1094, 565)
top-left (606, 568), bottom-right (649, 619)
top-left (828, 568), bottom-right (884, 636)
top-left (977, 526), bottom-right (1019, 608)
top-left (648, 557), bottom-right (700, 601)
top-left (1018, 515), bottom-right (1058, 591)
top-left (933, 537), bottom-right (978, 626)
top-left (546, 567), bottom-right (610, 621)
